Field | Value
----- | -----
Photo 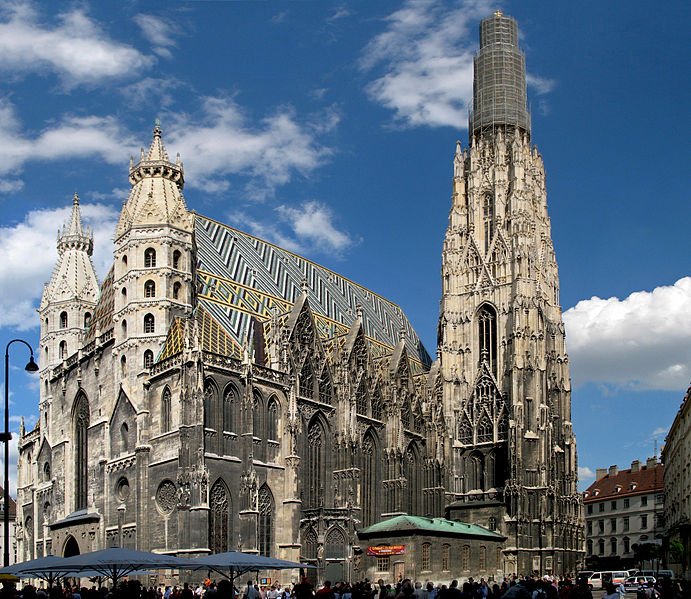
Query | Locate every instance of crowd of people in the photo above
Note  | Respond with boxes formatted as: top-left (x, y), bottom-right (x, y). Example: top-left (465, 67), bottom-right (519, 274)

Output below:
top-left (1, 573), bottom-right (688, 599)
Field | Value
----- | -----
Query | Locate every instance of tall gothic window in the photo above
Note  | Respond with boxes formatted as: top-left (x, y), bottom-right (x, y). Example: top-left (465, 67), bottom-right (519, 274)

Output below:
top-left (60, 311), bottom-right (68, 329)
top-left (458, 415), bottom-right (473, 445)
top-left (173, 282), bottom-right (181, 300)
top-left (144, 280), bottom-right (156, 298)
top-left (361, 432), bottom-right (379, 527)
top-left (479, 545), bottom-right (487, 570)
top-left (59, 340), bottom-right (67, 360)
top-left (478, 304), bottom-right (497, 375)
top-left (266, 397), bottom-right (278, 441)
top-left (401, 399), bottom-right (411, 430)
top-left (477, 413), bottom-right (493, 443)
top-left (144, 313), bottom-right (155, 334)
top-left (161, 388), bottom-right (172, 433)
top-left (405, 444), bottom-right (421, 516)
top-left (223, 387), bottom-right (235, 434)
top-left (120, 422), bottom-right (129, 453)
top-left (462, 545), bottom-right (470, 570)
top-left (300, 361), bottom-right (314, 399)
top-left (258, 485), bottom-right (274, 557)
top-left (306, 418), bottom-right (325, 508)
top-left (355, 376), bottom-right (368, 416)
top-left (74, 393), bottom-right (90, 510)
top-left (318, 367), bottom-right (332, 404)
top-left (371, 386), bottom-right (383, 420)
top-left (204, 380), bottom-right (220, 454)
top-left (482, 194), bottom-right (494, 254)
top-left (325, 527), bottom-right (346, 560)
top-left (143, 350), bottom-right (154, 369)
top-left (253, 391), bottom-right (265, 461)
top-left (209, 480), bottom-right (232, 554)
top-left (84, 312), bottom-right (91, 328)
top-left (144, 247), bottom-right (156, 267)
top-left (303, 527), bottom-right (318, 560)
top-left (173, 250), bottom-right (181, 270)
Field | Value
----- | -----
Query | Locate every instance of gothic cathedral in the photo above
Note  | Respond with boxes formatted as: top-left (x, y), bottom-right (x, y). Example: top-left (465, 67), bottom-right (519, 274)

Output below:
top-left (17, 12), bottom-right (583, 578)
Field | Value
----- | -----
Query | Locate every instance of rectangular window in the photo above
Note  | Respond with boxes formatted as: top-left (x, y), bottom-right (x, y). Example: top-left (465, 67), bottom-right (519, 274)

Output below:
top-left (656, 513), bottom-right (664, 528)
top-left (641, 496), bottom-right (648, 506)
top-left (624, 498), bottom-right (630, 509)
top-left (611, 500), bottom-right (617, 510)
top-left (623, 517), bottom-right (629, 531)
top-left (377, 556), bottom-right (390, 573)
top-left (655, 493), bottom-right (664, 504)
top-left (462, 545), bottom-right (470, 570)
top-left (599, 503), bottom-right (605, 512)
top-left (611, 538), bottom-right (617, 554)
top-left (624, 538), bottom-right (630, 553)
top-left (598, 520), bottom-right (604, 533)
top-left (641, 515), bottom-right (648, 529)
top-left (587, 521), bottom-right (593, 535)
top-left (421, 543), bottom-right (431, 571)
top-left (610, 518), bottom-right (616, 532)
top-left (587, 504), bottom-right (593, 515)
top-left (442, 544), bottom-right (450, 571)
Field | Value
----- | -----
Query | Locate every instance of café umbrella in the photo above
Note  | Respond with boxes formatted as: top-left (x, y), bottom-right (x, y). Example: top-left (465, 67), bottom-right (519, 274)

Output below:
top-left (189, 551), bottom-right (310, 581)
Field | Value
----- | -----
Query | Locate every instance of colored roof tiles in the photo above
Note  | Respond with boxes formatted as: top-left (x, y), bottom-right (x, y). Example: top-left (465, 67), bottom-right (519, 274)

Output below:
top-left (357, 515), bottom-right (506, 540)
top-left (583, 461), bottom-right (664, 501)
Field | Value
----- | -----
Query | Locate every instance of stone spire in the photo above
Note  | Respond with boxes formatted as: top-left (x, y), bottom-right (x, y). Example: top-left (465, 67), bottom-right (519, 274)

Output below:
top-left (40, 193), bottom-right (99, 310)
top-left (116, 122), bottom-right (190, 238)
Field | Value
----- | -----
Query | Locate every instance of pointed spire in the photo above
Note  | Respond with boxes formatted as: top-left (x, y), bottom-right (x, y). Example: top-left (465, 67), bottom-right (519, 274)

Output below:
top-left (68, 192), bottom-right (83, 236)
top-left (58, 192), bottom-right (93, 256)
top-left (128, 121), bottom-right (184, 189)
top-left (146, 119), bottom-right (169, 162)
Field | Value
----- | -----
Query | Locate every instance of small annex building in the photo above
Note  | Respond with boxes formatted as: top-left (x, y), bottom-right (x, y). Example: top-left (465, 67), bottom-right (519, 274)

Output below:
top-left (357, 515), bottom-right (506, 585)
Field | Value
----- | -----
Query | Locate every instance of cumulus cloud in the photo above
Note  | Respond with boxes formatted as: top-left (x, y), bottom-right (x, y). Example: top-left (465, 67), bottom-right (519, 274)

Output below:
top-left (167, 96), bottom-right (332, 198)
top-left (564, 277), bottom-right (691, 391)
top-left (233, 201), bottom-right (355, 256)
top-left (0, 98), bottom-right (137, 188)
top-left (0, 202), bottom-right (118, 330)
top-left (134, 14), bottom-right (178, 58)
top-left (0, 3), bottom-right (153, 86)
top-left (360, 0), bottom-right (493, 128)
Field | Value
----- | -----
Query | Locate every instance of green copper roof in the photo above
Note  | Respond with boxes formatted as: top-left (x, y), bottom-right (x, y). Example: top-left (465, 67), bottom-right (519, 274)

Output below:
top-left (358, 515), bottom-right (506, 540)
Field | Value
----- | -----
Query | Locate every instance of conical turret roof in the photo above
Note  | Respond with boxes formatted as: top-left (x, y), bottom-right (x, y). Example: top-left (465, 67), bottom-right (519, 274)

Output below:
top-left (116, 123), bottom-right (191, 238)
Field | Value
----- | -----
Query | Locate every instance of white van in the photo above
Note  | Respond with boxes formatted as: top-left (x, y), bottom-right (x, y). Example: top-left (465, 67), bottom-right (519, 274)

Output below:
top-left (587, 571), bottom-right (629, 590)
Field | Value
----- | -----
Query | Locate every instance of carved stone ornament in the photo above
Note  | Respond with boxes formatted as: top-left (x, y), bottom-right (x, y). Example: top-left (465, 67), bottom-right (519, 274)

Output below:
top-left (155, 479), bottom-right (177, 514)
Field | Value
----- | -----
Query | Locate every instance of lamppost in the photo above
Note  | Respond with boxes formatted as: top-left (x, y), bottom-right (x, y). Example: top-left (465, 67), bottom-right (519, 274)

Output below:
top-left (3, 339), bottom-right (39, 566)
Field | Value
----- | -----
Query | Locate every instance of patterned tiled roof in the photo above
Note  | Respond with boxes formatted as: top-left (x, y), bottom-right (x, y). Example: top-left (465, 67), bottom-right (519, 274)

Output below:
top-left (357, 515), bottom-right (506, 540)
top-left (194, 214), bottom-right (432, 368)
top-left (583, 462), bottom-right (664, 502)
top-left (85, 266), bottom-right (115, 342)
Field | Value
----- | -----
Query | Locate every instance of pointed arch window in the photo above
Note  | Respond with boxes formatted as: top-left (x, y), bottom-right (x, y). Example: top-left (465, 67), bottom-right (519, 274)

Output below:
top-left (462, 544), bottom-right (470, 570)
top-left (173, 282), bottom-right (181, 300)
top-left (84, 312), bottom-right (92, 329)
top-left (361, 432), bottom-right (380, 527)
top-left (306, 419), bottom-right (326, 509)
top-left (74, 393), bottom-right (90, 510)
top-left (258, 485), bottom-right (274, 557)
top-left (253, 391), bottom-right (265, 460)
top-left (404, 444), bottom-right (421, 516)
top-left (266, 397), bottom-right (279, 441)
top-left (144, 248), bottom-right (156, 267)
top-left (161, 388), bottom-right (172, 433)
top-left (479, 545), bottom-right (487, 570)
top-left (143, 349), bottom-right (154, 369)
top-left (299, 360), bottom-right (314, 399)
top-left (401, 399), bottom-right (411, 429)
top-left (204, 379), bottom-right (220, 453)
top-left (325, 527), bottom-right (346, 560)
top-left (120, 422), bottom-right (129, 453)
top-left (371, 387), bottom-right (383, 420)
top-left (318, 366), bottom-right (332, 404)
top-left (59, 340), bottom-right (67, 360)
top-left (144, 313), bottom-right (155, 334)
top-left (478, 413), bottom-right (493, 443)
top-left (478, 304), bottom-right (497, 375)
top-left (303, 527), bottom-right (318, 561)
top-left (144, 280), bottom-right (156, 298)
top-left (60, 311), bottom-right (68, 329)
top-left (223, 386), bottom-right (236, 434)
top-left (209, 480), bottom-right (232, 554)
top-left (355, 376), bottom-right (369, 416)
top-left (173, 250), bottom-right (181, 270)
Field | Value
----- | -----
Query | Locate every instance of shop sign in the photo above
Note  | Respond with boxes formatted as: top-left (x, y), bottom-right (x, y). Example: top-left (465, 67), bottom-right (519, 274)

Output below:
top-left (367, 545), bottom-right (406, 556)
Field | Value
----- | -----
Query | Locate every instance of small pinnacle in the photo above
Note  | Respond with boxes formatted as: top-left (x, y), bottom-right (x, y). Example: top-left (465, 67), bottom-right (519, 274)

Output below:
top-left (494, 9), bottom-right (503, 17)
top-left (73, 192), bottom-right (80, 206)
top-left (300, 278), bottom-right (309, 293)
top-left (153, 118), bottom-right (162, 137)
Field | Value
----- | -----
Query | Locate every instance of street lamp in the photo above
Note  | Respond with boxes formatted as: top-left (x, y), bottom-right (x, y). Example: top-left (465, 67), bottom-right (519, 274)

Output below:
top-left (3, 339), bottom-right (39, 567)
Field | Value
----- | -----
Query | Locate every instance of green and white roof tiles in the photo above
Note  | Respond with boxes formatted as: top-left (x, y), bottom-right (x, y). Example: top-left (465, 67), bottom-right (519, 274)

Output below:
top-left (358, 515), bottom-right (506, 541)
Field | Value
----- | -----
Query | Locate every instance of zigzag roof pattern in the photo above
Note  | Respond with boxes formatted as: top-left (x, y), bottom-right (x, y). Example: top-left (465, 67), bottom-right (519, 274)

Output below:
top-left (195, 214), bottom-right (432, 368)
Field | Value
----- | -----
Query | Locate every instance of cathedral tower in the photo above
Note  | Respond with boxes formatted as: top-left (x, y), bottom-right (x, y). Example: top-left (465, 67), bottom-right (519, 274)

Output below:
top-left (439, 12), bottom-right (583, 574)
top-left (113, 123), bottom-right (194, 388)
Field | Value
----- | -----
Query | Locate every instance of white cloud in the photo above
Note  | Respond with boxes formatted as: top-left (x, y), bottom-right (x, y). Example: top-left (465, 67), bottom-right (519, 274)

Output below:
top-left (564, 277), bottom-right (691, 391)
top-left (0, 4), bottom-right (153, 86)
top-left (578, 466), bottom-right (595, 479)
top-left (361, 0), bottom-right (493, 128)
top-left (119, 77), bottom-right (184, 108)
top-left (134, 14), bottom-right (178, 59)
top-left (0, 98), bottom-right (138, 185)
top-left (0, 202), bottom-right (118, 330)
top-left (167, 96), bottom-right (332, 198)
top-left (234, 201), bottom-right (355, 256)
top-left (527, 73), bottom-right (556, 95)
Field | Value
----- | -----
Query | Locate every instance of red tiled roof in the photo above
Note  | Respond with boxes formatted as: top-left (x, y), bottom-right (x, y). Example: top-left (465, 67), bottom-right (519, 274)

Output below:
top-left (583, 463), bottom-right (664, 503)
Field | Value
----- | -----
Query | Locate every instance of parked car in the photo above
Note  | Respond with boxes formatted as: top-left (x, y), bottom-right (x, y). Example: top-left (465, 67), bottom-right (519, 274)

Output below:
top-left (623, 576), bottom-right (656, 592)
top-left (639, 569), bottom-right (674, 579)
top-left (587, 571), bottom-right (630, 590)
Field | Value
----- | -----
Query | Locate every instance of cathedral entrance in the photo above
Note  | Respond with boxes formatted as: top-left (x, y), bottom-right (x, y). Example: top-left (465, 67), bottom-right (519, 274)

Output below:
top-left (63, 535), bottom-right (80, 557)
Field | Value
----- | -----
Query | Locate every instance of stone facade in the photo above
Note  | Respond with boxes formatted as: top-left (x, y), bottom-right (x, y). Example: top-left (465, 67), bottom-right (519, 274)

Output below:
top-left (662, 385), bottom-right (691, 579)
top-left (16, 11), bottom-right (583, 582)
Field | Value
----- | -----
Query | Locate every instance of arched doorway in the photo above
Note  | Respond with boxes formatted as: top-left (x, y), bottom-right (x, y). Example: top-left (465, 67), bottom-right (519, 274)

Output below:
top-left (63, 535), bottom-right (80, 557)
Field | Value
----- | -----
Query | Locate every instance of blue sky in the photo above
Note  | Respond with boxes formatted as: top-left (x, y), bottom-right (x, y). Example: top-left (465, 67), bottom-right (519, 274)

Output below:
top-left (0, 0), bottom-right (689, 494)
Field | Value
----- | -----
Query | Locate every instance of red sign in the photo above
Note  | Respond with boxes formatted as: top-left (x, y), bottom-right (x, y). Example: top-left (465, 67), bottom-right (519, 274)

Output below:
top-left (367, 545), bottom-right (406, 556)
